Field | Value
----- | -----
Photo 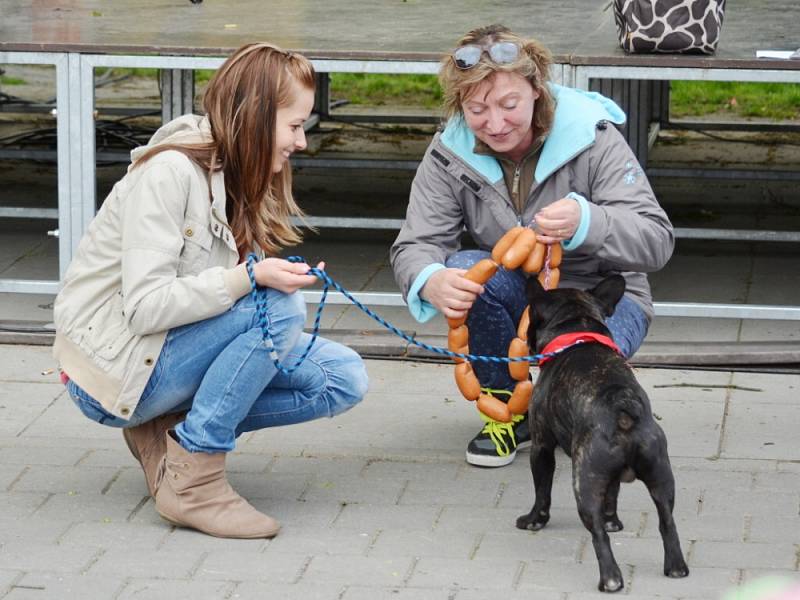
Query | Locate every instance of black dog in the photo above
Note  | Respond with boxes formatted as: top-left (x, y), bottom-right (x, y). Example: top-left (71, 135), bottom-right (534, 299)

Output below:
top-left (515, 275), bottom-right (689, 593)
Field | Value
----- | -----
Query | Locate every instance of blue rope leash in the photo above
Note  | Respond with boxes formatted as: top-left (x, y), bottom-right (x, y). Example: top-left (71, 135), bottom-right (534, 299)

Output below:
top-left (245, 253), bottom-right (564, 374)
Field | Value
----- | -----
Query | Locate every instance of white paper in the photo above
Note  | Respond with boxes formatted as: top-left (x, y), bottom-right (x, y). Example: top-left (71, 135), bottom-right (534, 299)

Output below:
top-left (756, 50), bottom-right (799, 59)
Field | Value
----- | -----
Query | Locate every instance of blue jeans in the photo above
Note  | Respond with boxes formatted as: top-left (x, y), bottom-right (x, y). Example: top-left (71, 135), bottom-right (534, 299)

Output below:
top-left (68, 291), bottom-right (369, 453)
top-left (445, 250), bottom-right (649, 391)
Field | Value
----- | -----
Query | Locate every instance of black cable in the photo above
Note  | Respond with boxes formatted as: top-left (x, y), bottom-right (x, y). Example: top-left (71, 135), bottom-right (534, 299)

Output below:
top-left (697, 128), bottom-right (800, 146)
top-left (667, 124), bottom-right (800, 146)
top-left (0, 91), bottom-right (36, 106)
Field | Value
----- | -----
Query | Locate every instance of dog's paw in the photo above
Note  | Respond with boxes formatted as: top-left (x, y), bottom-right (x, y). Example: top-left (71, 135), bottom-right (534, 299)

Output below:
top-left (598, 572), bottom-right (624, 593)
top-left (603, 515), bottom-right (624, 532)
top-left (664, 560), bottom-right (690, 578)
top-left (516, 511), bottom-right (549, 531)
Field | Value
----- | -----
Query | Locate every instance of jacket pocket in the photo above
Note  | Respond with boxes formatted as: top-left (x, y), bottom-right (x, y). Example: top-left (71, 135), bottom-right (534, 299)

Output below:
top-left (83, 291), bottom-right (135, 361)
top-left (177, 219), bottom-right (213, 276)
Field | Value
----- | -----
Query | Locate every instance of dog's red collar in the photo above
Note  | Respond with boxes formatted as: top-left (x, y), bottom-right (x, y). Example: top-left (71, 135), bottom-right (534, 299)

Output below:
top-left (538, 332), bottom-right (621, 365)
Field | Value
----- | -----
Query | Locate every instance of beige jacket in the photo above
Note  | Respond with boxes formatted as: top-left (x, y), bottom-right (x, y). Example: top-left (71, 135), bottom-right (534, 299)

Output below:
top-left (53, 115), bottom-right (252, 419)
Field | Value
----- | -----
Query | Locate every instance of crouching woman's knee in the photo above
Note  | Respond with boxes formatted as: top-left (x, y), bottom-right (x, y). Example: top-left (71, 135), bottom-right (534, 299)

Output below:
top-left (284, 289), bottom-right (308, 336)
top-left (323, 342), bottom-right (369, 417)
top-left (263, 289), bottom-right (308, 358)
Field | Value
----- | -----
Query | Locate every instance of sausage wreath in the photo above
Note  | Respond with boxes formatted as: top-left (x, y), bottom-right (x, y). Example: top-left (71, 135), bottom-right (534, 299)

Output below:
top-left (448, 227), bottom-right (562, 423)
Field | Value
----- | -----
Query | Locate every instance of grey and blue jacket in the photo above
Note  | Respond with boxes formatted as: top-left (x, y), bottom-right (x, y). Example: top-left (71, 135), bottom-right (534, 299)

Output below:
top-left (390, 83), bottom-right (674, 323)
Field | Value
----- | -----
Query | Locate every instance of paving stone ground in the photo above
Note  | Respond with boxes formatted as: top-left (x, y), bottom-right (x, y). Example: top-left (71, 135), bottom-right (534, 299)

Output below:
top-left (0, 344), bottom-right (798, 599)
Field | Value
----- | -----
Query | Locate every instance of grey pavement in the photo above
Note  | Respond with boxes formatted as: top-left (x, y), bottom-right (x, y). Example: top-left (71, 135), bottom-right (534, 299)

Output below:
top-left (1, 344), bottom-right (799, 599)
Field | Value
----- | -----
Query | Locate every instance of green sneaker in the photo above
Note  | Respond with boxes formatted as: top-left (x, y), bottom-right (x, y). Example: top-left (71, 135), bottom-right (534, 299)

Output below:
top-left (466, 411), bottom-right (531, 467)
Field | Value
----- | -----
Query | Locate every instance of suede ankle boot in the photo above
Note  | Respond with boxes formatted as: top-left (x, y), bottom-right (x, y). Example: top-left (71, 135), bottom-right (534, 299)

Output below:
top-left (122, 412), bottom-right (186, 497)
top-left (154, 431), bottom-right (280, 539)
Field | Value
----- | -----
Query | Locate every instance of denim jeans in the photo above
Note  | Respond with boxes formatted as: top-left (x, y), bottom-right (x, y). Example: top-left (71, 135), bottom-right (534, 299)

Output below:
top-left (445, 250), bottom-right (649, 391)
top-left (68, 290), bottom-right (369, 453)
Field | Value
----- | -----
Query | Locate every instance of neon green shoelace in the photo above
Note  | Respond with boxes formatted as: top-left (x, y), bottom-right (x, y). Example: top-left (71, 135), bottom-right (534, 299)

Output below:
top-left (478, 388), bottom-right (526, 457)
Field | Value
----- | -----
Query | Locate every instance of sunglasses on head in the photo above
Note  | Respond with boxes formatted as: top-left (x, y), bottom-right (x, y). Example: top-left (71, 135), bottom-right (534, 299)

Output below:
top-left (453, 41), bottom-right (520, 69)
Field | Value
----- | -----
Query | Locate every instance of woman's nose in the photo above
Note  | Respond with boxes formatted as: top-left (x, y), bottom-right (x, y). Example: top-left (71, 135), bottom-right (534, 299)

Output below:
top-left (295, 129), bottom-right (307, 151)
top-left (486, 109), bottom-right (504, 133)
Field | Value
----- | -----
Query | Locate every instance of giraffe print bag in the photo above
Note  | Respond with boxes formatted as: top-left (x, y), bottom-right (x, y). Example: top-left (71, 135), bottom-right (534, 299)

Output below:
top-left (613, 0), bottom-right (726, 54)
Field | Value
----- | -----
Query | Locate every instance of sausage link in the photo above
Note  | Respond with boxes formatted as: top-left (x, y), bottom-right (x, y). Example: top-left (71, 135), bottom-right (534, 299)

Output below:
top-left (501, 228), bottom-right (537, 270)
top-left (447, 314), bottom-right (467, 329)
top-left (548, 243), bottom-right (563, 268)
top-left (448, 324), bottom-right (469, 352)
top-left (453, 344), bottom-right (469, 364)
top-left (521, 241), bottom-right (545, 274)
top-left (477, 393), bottom-right (512, 423)
top-left (464, 258), bottom-right (498, 285)
top-left (507, 380), bottom-right (533, 415)
top-left (508, 337), bottom-right (531, 381)
top-left (517, 307), bottom-right (530, 342)
top-left (538, 267), bottom-right (561, 290)
top-left (454, 361), bottom-right (481, 401)
top-left (490, 226), bottom-right (525, 264)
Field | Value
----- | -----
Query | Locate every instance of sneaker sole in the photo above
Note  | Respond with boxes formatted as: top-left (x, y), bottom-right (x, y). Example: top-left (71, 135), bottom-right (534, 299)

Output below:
top-left (465, 439), bottom-right (532, 467)
top-left (465, 449), bottom-right (516, 467)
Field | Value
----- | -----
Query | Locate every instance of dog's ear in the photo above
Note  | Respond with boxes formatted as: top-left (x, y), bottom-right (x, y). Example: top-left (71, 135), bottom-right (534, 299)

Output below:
top-left (525, 276), bottom-right (548, 307)
top-left (588, 275), bottom-right (626, 317)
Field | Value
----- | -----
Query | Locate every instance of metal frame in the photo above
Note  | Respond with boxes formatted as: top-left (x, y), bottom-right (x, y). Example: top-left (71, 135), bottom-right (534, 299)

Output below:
top-left (572, 66), bottom-right (800, 177)
top-left (572, 64), bottom-right (800, 89)
top-left (2, 52), bottom-right (798, 319)
top-left (160, 69), bottom-right (196, 123)
top-left (300, 290), bottom-right (800, 321)
top-left (570, 63), bottom-right (800, 321)
top-left (0, 51), bottom-right (68, 295)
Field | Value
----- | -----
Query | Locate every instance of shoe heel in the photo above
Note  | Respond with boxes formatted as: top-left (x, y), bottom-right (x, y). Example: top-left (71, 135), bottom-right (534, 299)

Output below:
top-left (122, 428), bottom-right (141, 462)
top-left (157, 511), bottom-right (184, 528)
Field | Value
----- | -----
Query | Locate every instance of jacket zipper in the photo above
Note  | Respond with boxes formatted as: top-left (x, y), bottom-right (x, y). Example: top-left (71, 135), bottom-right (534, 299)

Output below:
top-left (512, 164), bottom-right (522, 226)
top-left (512, 164), bottom-right (520, 206)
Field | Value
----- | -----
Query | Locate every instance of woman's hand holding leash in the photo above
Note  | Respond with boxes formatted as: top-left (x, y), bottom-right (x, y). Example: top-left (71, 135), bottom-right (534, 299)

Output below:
top-left (252, 257), bottom-right (325, 294)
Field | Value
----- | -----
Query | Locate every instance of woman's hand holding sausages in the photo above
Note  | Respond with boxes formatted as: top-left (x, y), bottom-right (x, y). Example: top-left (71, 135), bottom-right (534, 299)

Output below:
top-left (534, 197), bottom-right (581, 244)
top-left (251, 257), bottom-right (325, 294)
top-left (421, 268), bottom-right (485, 320)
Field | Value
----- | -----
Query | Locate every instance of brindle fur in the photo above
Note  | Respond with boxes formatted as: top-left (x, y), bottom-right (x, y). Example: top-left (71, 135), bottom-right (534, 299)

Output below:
top-left (515, 275), bottom-right (689, 593)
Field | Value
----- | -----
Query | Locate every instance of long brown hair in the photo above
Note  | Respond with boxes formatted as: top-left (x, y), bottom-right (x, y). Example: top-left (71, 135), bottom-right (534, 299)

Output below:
top-left (439, 25), bottom-right (555, 139)
top-left (135, 42), bottom-right (315, 256)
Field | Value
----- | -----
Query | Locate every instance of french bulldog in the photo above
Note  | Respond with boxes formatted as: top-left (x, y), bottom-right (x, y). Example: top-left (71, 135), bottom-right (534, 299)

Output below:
top-left (515, 275), bottom-right (689, 593)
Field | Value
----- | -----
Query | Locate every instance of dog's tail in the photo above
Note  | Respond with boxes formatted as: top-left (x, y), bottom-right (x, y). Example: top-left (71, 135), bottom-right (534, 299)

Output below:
top-left (599, 384), bottom-right (644, 432)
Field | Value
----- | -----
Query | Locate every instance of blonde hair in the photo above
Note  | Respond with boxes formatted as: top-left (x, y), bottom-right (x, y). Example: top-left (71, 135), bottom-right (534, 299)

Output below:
top-left (439, 25), bottom-right (555, 137)
top-left (136, 42), bottom-right (315, 257)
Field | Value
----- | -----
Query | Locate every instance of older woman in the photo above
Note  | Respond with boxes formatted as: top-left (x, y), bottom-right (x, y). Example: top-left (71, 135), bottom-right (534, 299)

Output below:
top-left (391, 25), bottom-right (673, 467)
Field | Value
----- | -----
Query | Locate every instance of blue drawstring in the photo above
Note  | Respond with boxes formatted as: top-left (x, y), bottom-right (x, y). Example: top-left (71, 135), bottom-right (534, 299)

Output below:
top-left (245, 253), bottom-right (564, 375)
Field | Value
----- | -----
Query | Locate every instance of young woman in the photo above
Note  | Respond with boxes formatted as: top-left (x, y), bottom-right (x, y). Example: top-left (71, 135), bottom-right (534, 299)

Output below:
top-left (391, 25), bottom-right (674, 468)
top-left (53, 43), bottom-right (369, 539)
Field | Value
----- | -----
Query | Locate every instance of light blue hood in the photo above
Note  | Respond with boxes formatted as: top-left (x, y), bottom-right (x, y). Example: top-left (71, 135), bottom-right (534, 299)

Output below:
top-left (439, 83), bottom-right (626, 185)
